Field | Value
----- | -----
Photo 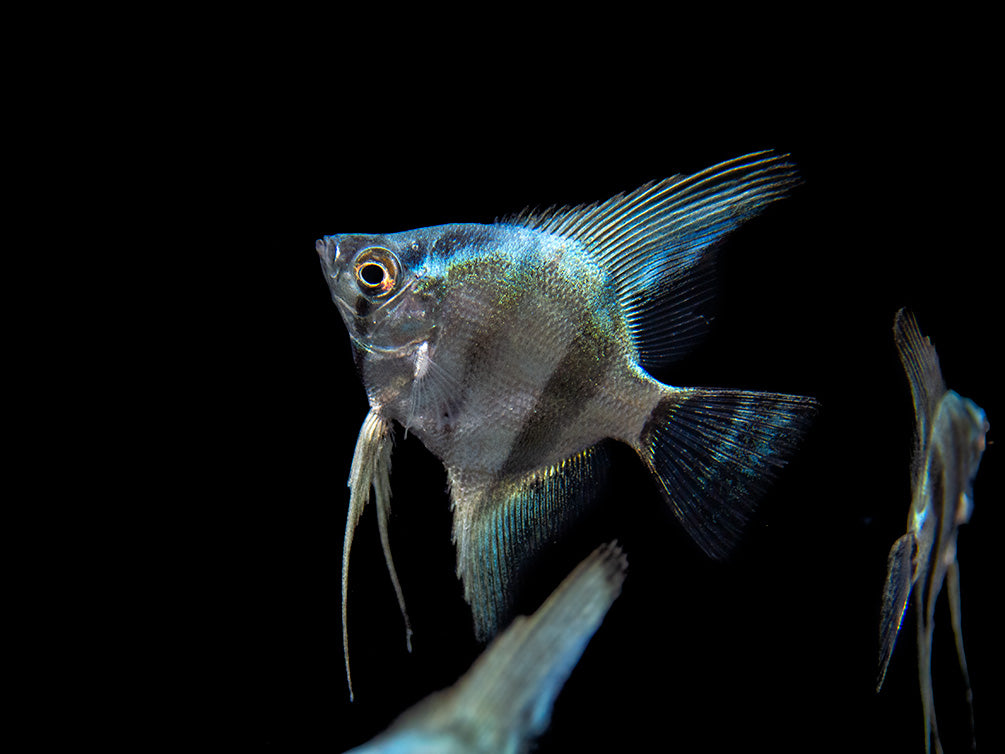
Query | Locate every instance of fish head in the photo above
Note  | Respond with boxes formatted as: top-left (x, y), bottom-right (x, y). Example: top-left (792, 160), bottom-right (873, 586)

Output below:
top-left (316, 231), bottom-right (440, 356)
top-left (942, 391), bottom-right (989, 525)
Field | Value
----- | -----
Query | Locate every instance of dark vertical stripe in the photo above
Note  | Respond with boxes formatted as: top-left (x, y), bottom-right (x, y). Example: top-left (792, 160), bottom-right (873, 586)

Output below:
top-left (498, 317), bottom-right (615, 477)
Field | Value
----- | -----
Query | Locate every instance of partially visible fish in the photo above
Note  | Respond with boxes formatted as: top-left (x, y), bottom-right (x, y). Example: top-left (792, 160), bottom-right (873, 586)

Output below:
top-left (876, 308), bottom-right (988, 754)
top-left (319, 151), bottom-right (819, 698)
top-left (344, 542), bottom-right (627, 754)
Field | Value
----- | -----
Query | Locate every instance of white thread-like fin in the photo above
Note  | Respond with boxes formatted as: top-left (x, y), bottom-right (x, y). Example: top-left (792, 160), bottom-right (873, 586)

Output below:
top-left (343, 409), bottom-right (407, 701)
top-left (946, 558), bottom-right (977, 750)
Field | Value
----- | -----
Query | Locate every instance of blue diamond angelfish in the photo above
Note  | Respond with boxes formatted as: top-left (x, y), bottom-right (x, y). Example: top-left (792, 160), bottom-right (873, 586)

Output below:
top-left (876, 309), bottom-right (988, 754)
top-left (317, 150), bottom-right (819, 699)
top-left (344, 542), bottom-right (627, 754)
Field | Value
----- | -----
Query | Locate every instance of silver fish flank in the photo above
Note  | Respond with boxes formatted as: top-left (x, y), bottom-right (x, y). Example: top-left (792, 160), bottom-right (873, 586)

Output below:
top-left (318, 151), bottom-right (819, 699)
top-left (876, 309), bottom-right (988, 754)
top-left (344, 542), bottom-right (627, 754)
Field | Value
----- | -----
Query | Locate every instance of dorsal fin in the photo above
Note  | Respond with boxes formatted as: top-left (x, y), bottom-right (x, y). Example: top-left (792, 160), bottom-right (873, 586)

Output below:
top-left (892, 308), bottom-right (947, 469)
top-left (501, 151), bottom-right (801, 370)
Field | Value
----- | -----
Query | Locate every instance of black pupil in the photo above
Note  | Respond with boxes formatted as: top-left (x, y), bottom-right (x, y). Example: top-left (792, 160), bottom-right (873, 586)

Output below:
top-left (359, 263), bottom-right (386, 287)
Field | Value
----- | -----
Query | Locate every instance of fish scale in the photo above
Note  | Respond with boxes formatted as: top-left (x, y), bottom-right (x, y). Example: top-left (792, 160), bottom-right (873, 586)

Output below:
top-left (318, 150), bottom-right (819, 698)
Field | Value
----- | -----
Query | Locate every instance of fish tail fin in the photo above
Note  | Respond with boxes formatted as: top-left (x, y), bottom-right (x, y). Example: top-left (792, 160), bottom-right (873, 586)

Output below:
top-left (635, 387), bottom-right (817, 559)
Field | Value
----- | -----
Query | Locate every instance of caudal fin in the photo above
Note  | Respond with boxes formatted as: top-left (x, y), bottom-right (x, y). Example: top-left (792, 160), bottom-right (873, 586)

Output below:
top-left (637, 388), bottom-right (817, 559)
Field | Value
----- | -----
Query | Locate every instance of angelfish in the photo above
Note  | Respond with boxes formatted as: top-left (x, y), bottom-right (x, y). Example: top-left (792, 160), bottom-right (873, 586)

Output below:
top-left (344, 542), bottom-right (628, 754)
top-left (876, 309), bottom-right (988, 754)
top-left (318, 151), bottom-right (818, 698)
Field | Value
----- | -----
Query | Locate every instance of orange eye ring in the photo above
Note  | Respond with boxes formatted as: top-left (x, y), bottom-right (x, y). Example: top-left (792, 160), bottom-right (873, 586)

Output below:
top-left (354, 247), bottom-right (399, 296)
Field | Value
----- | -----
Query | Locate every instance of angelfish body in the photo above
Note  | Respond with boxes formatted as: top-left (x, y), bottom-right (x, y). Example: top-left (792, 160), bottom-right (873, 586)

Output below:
top-left (876, 309), bottom-right (988, 754)
top-left (318, 152), bottom-right (818, 698)
top-left (341, 222), bottom-right (655, 477)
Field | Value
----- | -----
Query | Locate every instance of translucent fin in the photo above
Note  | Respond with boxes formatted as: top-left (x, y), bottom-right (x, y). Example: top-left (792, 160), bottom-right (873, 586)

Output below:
top-left (406, 341), bottom-right (463, 435)
top-left (448, 446), bottom-right (607, 642)
top-left (343, 409), bottom-right (410, 701)
top-left (876, 532), bottom-right (916, 692)
top-left (946, 558), bottom-right (977, 750)
top-left (893, 308), bottom-right (947, 467)
top-left (917, 585), bottom-right (942, 754)
top-left (346, 543), bottom-right (626, 753)
top-left (637, 388), bottom-right (818, 559)
top-left (503, 151), bottom-right (801, 370)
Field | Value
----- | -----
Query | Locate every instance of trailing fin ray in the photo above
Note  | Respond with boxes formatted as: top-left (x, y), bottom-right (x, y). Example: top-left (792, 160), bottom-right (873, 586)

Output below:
top-left (637, 388), bottom-right (818, 559)
top-left (448, 446), bottom-right (607, 641)
top-left (343, 410), bottom-right (410, 701)
top-left (946, 559), bottom-right (977, 749)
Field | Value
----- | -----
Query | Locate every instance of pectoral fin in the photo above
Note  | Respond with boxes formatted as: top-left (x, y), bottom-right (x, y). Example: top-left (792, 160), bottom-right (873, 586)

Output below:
top-left (406, 341), bottom-right (462, 435)
top-left (448, 446), bottom-right (607, 642)
top-left (343, 409), bottom-right (410, 701)
top-left (876, 532), bottom-right (916, 692)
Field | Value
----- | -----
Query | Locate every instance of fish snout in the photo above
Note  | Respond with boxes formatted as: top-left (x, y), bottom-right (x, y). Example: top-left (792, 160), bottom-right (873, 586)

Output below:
top-left (316, 236), bottom-right (340, 265)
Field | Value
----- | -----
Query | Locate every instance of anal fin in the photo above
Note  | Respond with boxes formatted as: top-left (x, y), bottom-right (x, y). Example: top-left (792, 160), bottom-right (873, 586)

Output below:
top-left (877, 532), bottom-right (916, 692)
top-left (448, 446), bottom-right (607, 642)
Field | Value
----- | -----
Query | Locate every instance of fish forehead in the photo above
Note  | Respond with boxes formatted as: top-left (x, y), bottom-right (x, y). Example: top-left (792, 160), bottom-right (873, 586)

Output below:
top-left (323, 223), bottom-right (547, 267)
top-left (431, 225), bottom-right (605, 299)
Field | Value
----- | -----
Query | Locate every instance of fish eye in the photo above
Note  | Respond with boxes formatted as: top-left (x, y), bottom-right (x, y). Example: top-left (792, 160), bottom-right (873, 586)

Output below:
top-left (358, 262), bottom-right (387, 286)
top-left (354, 247), bottom-right (399, 296)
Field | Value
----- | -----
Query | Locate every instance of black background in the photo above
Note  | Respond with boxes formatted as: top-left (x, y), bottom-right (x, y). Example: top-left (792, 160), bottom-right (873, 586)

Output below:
top-left (147, 46), bottom-right (1000, 753)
